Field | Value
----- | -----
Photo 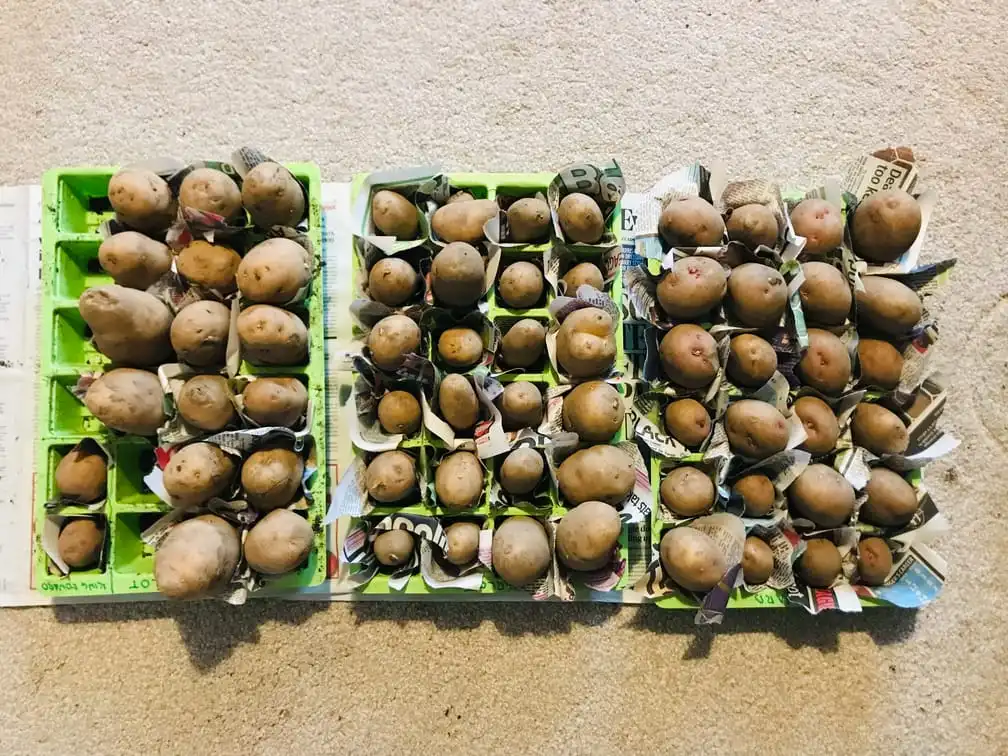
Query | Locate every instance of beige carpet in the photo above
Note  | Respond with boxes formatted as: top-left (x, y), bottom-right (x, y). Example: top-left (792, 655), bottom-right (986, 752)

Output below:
top-left (3, 0), bottom-right (1007, 753)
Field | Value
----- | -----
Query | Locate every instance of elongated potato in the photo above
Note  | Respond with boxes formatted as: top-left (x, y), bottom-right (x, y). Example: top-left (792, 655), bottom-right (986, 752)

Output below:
top-left (58, 518), bottom-right (105, 569)
top-left (241, 162), bottom-right (305, 228)
top-left (170, 300), bottom-right (231, 368)
top-left (431, 199), bottom-right (497, 243)
top-left (55, 445), bottom-right (107, 503)
top-left (177, 241), bottom-right (242, 293)
top-left (84, 368), bottom-right (166, 436)
top-left (237, 305), bottom-right (308, 365)
top-left (371, 190), bottom-right (419, 239)
top-left (98, 232), bottom-right (173, 289)
top-left (236, 238), bottom-right (312, 304)
top-left (163, 442), bottom-right (236, 507)
top-left (659, 527), bottom-right (727, 592)
top-left (154, 514), bottom-right (240, 599)
top-left (242, 378), bottom-right (308, 428)
top-left (855, 276), bottom-right (922, 336)
top-left (79, 285), bottom-right (174, 366)
top-left (107, 169), bottom-right (177, 232)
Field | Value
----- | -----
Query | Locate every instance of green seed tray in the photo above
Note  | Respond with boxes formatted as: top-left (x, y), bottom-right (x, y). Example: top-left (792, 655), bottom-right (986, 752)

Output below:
top-left (35, 163), bottom-right (328, 598)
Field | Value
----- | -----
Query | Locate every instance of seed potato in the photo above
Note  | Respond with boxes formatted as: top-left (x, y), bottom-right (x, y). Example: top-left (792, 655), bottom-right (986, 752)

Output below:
top-left (556, 307), bottom-right (616, 378)
top-left (435, 451), bottom-right (484, 509)
top-left (154, 514), bottom-right (241, 599)
top-left (659, 527), bottom-right (727, 592)
top-left (236, 238), bottom-right (312, 304)
top-left (492, 516), bottom-right (551, 587)
top-left (242, 377), bottom-right (308, 428)
top-left (447, 192), bottom-right (474, 205)
top-left (371, 190), bottom-right (419, 239)
top-left (858, 338), bottom-right (904, 390)
top-left (788, 463), bottom-right (854, 527)
top-left (660, 466), bottom-right (715, 517)
top-left (373, 529), bottom-right (415, 567)
top-left (107, 169), bottom-right (177, 232)
top-left (556, 500), bottom-right (621, 572)
top-left (438, 374), bottom-right (479, 431)
top-left (241, 162), bottom-right (305, 228)
top-left (656, 256), bottom-right (727, 319)
top-left (85, 368), bottom-right (166, 436)
top-left (58, 519), bottom-right (104, 569)
top-left (857, 537), bottom-right (893, 585)
top-left (799, 261), bottom-right (851, 325)
top-left (366, 314), bottom-right (421, 371)
top-left (792, 395), bottom-right (839, 455)
top-left (431, 242), bottom-right (485, 307)
top-left (79, 285), bottom-right (174, 367)
top-left (798, 328), bottom-right (852, 395)
top-left (726, 203), bottom-right (779, 249)
top-left (178, 167), bottom-right (243, 220)
top-left (498, 382), bottom-right (543, 431)
top-left (851, 189), bottom-right (921, 263)
top-left (850, 402), bottom-right (909, 456)
top-left (177, 375), bottom-right (235, 432)
top-left (376, 390), bottom-right (421, 435)
top-left (664, 398), bottom-right (711, 449)
top-left (742, 536), bottom-right (774, 584)
top-left (797, 538), bottom-right (842, 588)
top-left (368, 257), bottom-right (418, 306)
top-left (170, 300), bottom-right (231, 367)
top-left (444, 521), bottom-right (481, 566)
top-left (658, 197), bottom-right (725, 247)
top-left (558, 193), bottom-right (605, 243)
top-left (727, 263), bottom-right (788, 327)
top-left (733, 473), bottom-right (775, 516)
top-left (241, 447), bottom-right (304, 512)
top-left (727, 333), bottom-right (778, 387)
top-left (437, 327), bottom-right (484, 369)
top-left (562, 262), bottom-right (604, 294)
top-left (98, 232), bottom-right (173, 290)
top-left (177, 240), bottom-right (242, 293)
top-left (500, 318), bottom-right (546, 368)
top-left (365, 450), bottom-right (416, 503)
top-left (244, 509), bottom-right (314, 575)
top-left (237, 305), bottom-right (309, 365)
top-left (499, 447), bottom-right (545, 495)
top-left (724, 400), bottom-right (789, 460)
top-left (163, 442), bottom-right (236, 507)
top-left (557, 445), bottom-right (634, 506)
top-left (659, 324), bottom-right (718, 389)
top-left (498, 261), bottom-right (544, 309)
top-left (55, 445), bottom-right (107, 503)
top-left (861, 467), bottom-right (918, 527)
top-left (562, 381), bottom-right (624, 442)
top-left (855, 276), bottom-right (922, 336)
top-left (790, 198), bottom-right (843, 256)
top-left (431, 199), bottom-right (497, 244)
top-left (507, 197), bottom-right (551, 242)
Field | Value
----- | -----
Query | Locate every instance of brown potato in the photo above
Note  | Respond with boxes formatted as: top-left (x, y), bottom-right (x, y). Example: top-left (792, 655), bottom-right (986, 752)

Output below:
top-left (558, 193), bottom-right (605, 243)
top-left (154, 514), bottom-right (240, 599)
top-left (437, 327), bottom-right (484, 369)
top-left (800, 261), bottom-right (851, 325)
top-left (733, 473), bottom-right (775, 516)
top-left (170, 300), bottom-right (231, 367)
top-left (793, 395), bottom-right (839, 455)
top-left (492, 516), bottom-right (551, 587)
top-left (236, 238), bottom-right (312, 304)
top-left (241, 447), bottom-right (304, 512)
top-left (373, 529), bottom-right (415, 567)
top-left (724, 400), bottom-right (789, 460)
top-left (371, 190), bottom-right (418, 239)
top-left (498, 382), bottom-right (543, 431)
top-left (79, 285), bottom-right (174, 367)
top-left (98, 232), bottom-right (172, 290)
top-left (659, 527), bottom-right (727, 592)
top-left (658, 197), bottom-right (725, 247)
top-left (365, 451), bottom-right (416, 503)
top-left (178, 168), bottom-right (243, 219)
top-left (659, 324), bottom-right (718, 389)
top-left (500, 318), bottom-right (546, 368)
top-left (660, 466), bottom-right (715, 517)
top-left (438, 374), bottom-right (479, 431)
top-left (58, 518), bottom-right (105, 569)
top-left (447, 191), bottom-right (474, 205)
top-left (163, 442), bottom-right (236, 507)
top-left (851, 189), bottom-right (921, 263)
top-left (177, 375), bottom-right (235, 432)
top-left (107, 169), bottom-right (177, 232)
top-left (85, 368), bottom-right (166, 436)
top-left (431, 199), bottom-right (497, 244)
top-left (556, 500), bottom-right (621, 571)
top-left (376, 390), bottom-right (421, 435)
top-left (55, 445), bottom-right (107, 503)
top-left (177, 240), bottom-right (242, 293)
top-left (366, 314), bottom-right (421, 371)
top-left (498, 261), bottom-right (544, 309)
top-left (727, 334), bottom-right (778, 387)
top-left (790, 198), bottom-right (843, 256)
top-left (562, 381), bottom-right (625, 442)
top-left (850, 403), bottom-right (909, 456)
top-left (431, 242), bottom-right (485, 307)
top-left (241, 378), bottom-right (308, 428)
top-left (507, 197), bottom-right (551, 242)
top-left (562, 262), bottom-right (604, 293)
top-left (858, 338), bottom-right (903, 390)
top-left (857, 537), bottom-right (893, 585)
top-left (444, 522), bottom-right (481, 566)
top-left (742, 536), bottom-right (774, 584)
top-left (368, 257), bottom-right (418, 306)
top-left (726, 204), bottom-right (779, 249)
top-left (856, 276), bottom-right (922, 337)
top-left (243, 509), bottom-right (314, 575)
top-left (499, 447), bottom-right (545, 495)
top-left (435, 451), bottom-right (484, 509)
top-left (797, 538), bottom-right (842, 588)
top-left (861, 467), bottom-right (918, 527)
top-left (727, 263), bottom-right (788, 327)
top-left (557, 445), bottom-right (634, 506)
top-left (237, 305), bottom-right (309, 366)
top-left (241, 162), bottom-right (305, 228)
top-left (798, 328), bottom-right (852, 395)
top-left (663, 399), bottom-right (711, 449)
top-left (556, 307), bottom-right (616, 378)
top-left (656, 256), bottom-right (727, 319)
top-left (788, 464), bottom-right (854, 527)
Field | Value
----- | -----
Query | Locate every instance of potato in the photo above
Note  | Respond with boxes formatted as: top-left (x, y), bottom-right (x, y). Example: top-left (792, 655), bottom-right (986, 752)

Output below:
top-left (498, 261), bottom-right (544, 309)
top-left (658, 197), bottom-right (725, 247)
top-left (241, 162), bottom-right (305, 228)
top-left (659, 324), bottom-right (718, 389)
top-left (498, 382), bottom-right (543, 431)
top-left (656, 256), bottom-right (727, 319)
top-left (556, 307), bottom-right (616, 378)
top-left (793, 395), bottom-right (839, 455)
top-left (732, 473), bottom-right (774, 516)
top-left (557, 445), bottom-right (634, 506)
top-left (242, 377), bottom-right (308, 428)
top-left (850, 402), bottom-right (909, 456)
top-left (177, 240), bottom-right (242, 293)
top-left (726, 203), bottom-right (779, 249)
top-left (856, 276), bottom-right (922, 336)
top-left (163, 442), bottom-right (236, 507)
top-left (373, 529), bottom-right (415, 567)
top-left (447, 191), bottom-right (474, 205)
top-left (178, 167), bottom-right (243, 220)
top-left (788, 463), bottom-right (855, 527)
top-left (726, 263), bottom-right (788, 327)
top-left (790, 198), bottom-right (843, 256)
top-left (431, 242), bottom-right (485, 307)
top-left (796, 538), bottom-right (841, 588)
top-left (437, 327), bottom-right (484, 369)
top-left (798, 328), bottom-right (852, 395)
top-left (558, 193), bottom-right (605, 243)
top-left (858, 339), bottom-right (903, 390)
top-left (154, 514), bottom-right (240, 599)
top-left (435, 451), bottom-right (483, 509)
top-left (500, 319), bottom-right (546, 368)
top-left (507, 197), bottom-right (551, 242)
top-left (58, 519), bottom-right (104, 569)
top-left (241, 446), bottom-right (304, 512)
top-left (177, 375), bottom-right (235, 432)
top-left (562, 381), bottom-right (624, 442)
top-left (857, 537), bottom-right (893, 586)
top-left (107, 169), bottom-right (176, 232)
top-left (724, 400), bottom-right (789, 460)
top-left (244, 509), bottom-right (314, 575)
top-left (664, 398), bottom-right (711, 448)
top-left (851, 189), bottom-right (921, 263)
top-left (660, 466), bottom-right (715, 517)
top-left (98, 232), bottom-right (172, 290)
top-left (431, 199), bottom-right (497, 243)
top-left (365, 450), bottom-right (416, 503)
top-left (492, 516), bottom-right (551, 587)
top-left (861, 467), bottom-right (918, 527)
top-left (85, 368), bottom-right (166, 436)
top-left (659, 527), bottom-right (727, 592)
top-left (438, 374), bottom-right (479, 430)
top-left (376, 390), bottom-right (421, 435)
top-left (170, 300), bottom-right (231, 367)
top-left (371, 190), bottom-right (418, 239)
top-left (236, 238), bottom-right (312, 304)
top-left (444, 522), bottom-right (481, 566)
top-left (742, 536), bottom-right (774, 584)
top-left (79, 285), bottom-right (174, 366)
top-left (368, 257), bottom-right (418, 306)
top-left (799, 262), bottom-right (851, 325)
top-left (556, 500), bottom-right (621, 572)
top-left (366, 314), bottom-right (421, 371)
top-left (562, 262), bottom-right (604, 293)
top-left (499, 447), bottom-right (545, 495)
top-left (55, 445), bottom-right (107, 503)
top-left (237, 305), bottom-right (309, 365)
top-left (727, 334), bottom-right (777, 387)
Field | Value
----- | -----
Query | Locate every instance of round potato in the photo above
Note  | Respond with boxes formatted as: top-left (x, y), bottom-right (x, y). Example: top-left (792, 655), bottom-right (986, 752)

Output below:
top-left (79, 285), bottom-right (174, 367)
top-left (373, 530), bottom-right (415, 567)
top-left (562, 381), bottom-right (625, 442)
top-left (660, 466), bottom-right (715, 517)
top-left (437, 327), bottom-right (484, 369)
top-left (851, 189), bottom-right (921, 263)
top-left (371, 190), bottom-right (418, 239)
top-left (163, 442), bottom-right (236, 507)
top-left (800, 262), bottom-right (851, 325)
top-left (154, 514), bottom-right (240, 599)
top-left (500, 318), bottom-right (546, 368)
top-left (55, 444), bottom-right (107, 503)
top-left (724, 400), bottom-right (789, 460)
top-left (376, 390), bottom-right (421, 435)
top-left (557, 445), bottom-right (634, 506)
top-left (558, 193), bottom-right (605, 243)
top-left (85, 368), bottom-right (166, 436)
top-left (659, 527), bottom-right (727, 592)
top-left (438, 374), bottom-right (479, 431)
top-left (562, 262), bottom-right (604, 294)
top-left (444, 521), bottom-right (481, 566)
top-left (435, 451), bottom-right (483, 509)
top-left (241, 162), bottom-right (305, 228)
top-left (659, 324), bottom-right (718, 389)
top-left (177, 375), bottom-right (235, 432)
top-left (431, 242), bottom-right (485, 307)
top-left (797, 538), bottom-right (842, 588)
top-left (366, 314), bottom-right (421, 371)
top-left (733, 473), bottom-right (775, 516)
top-left (861, 467), bottom-right (918, 527)
top-left (241, 446), bottom-right (305, 512)
top-left (242, 377), bottom-right (308, 428)
top-left (742, 536), bottom-right (774, 584)
top-left (492, 516), bottom-right (551, 587)
top-left (556, 307), bottom-right (616, 378)
top-left (98, 232), bottom-right (172, 290)
top-left (507, 197), bottom-right (551, 242)
top-left (237, 305), bottom-right (308, 365)
top-left (499, 447), bottom-right (545, 495)
top-left (236, 238), bottom-right (312, 304)
top-left (107, 169), bottom-right (177, 232)
top-left (857, 537), bottom-right (893, 586)
top-left (447, 191), bottom-right (474, 205)
top-left (798, 328), bottom-right (852, 395)
top-left (656, 256), bottom-right (728, 319)
top-left (664, 398), bottom-right (711, 448)
top-left (727, 263), bottom-right (788, 327)
top-left (556, 500), bottom-right (621, 572)
top-left (850, 403), bottom-right (909, 456)
top-left (498, 382), bottom-right (543, 431)
top-left (432, 199), bottom-right (498, 244)
top-left (726, 203), bottom-right (779, 249)
top-left (498, 261), bottom-right (544, 309)
top-left (170, 300), bottom-right (231, 367)
top-left (658, 197), bottom-right (725, 247)
top-left (368, 257), bottom-right (418, 306)
top-left (177, 240), bottom-right (242, 293)
top-left (58, 519), bottom-right (104, 569)
top-left (244, 509), bottom-right (314, 575)
top-left (855, 276), bottom-right (922, 336)
top-left (727, 334), bottom-right (778, 387)
top-left (788, 464), bottom-right (855, 527)
top-left (791, 198), bottom-right (843, 256)
top-left (858, 338), bottom-right (903, 390)
top-left (365, 450), bottom-right (416, 503)
top-left (793, 395), bottom-right (839, 455)
top-left (178, 167), bottom-right (243, 220)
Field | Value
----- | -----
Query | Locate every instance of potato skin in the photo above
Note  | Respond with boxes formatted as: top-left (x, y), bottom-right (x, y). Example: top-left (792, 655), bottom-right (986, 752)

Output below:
top-left (241, 162), bottom-right (305, 228)
top-left (562, 262), bottom-right (604, 293)
top-left (492, 516), bottom-right (551, 587)
top-left (237, 305), bottom-right (309, 366)
top-left (658, 197), bottom-right (725, 247)
top-left (656, 256), bottom-right (727, 319)
top-left (500, 319), bottom-right (546, 368)
top-left (367, 314), bottom-right (421, 371)
top-left (365, 451), bottom-right (416, 503)
top-left (444, 522), bottom-right (481, 566)
top-left (791, 198), bottom-right (843, 256)
top-left (79, 285), bottom-right (174, 367)
top-left (660, 466), bottom-right (715, 517)
top-left (177, 375), bottom-right (235, 432)
top-left (507, 197), bottom-right (551, 242)
top-left (498, 261), bottom-right (544, 309)
top-left (107, 169), bottom-right (177, 232)
top-left (376, 390), bottom-right (421, 435)
top-left (163, 442), bottom-right (236, 508)
top-left (727, 334), bottom-right (777, 387)
top-left (556, 500), bottom-right (621, 571)
top-left (58, 519), bottom-right (104, 569)
top-left (368, 257), bottom-right (418, 307)
top-left (177, 241), bottom-right (242, 293)
top-left (499, 447), bottom-right (545, 495)
top-left (724, 400), bottom-right (789, 460)
top-left (85, 368), bottom-right (166, 436)
top-left (236, 238), bottom-right (312, 304)
top-left (659, 527), bottom-right (727, 592)
top-left (857, 537), bottom-right (893, 585)
top-left (798, 328), bottom-right (852, 395)
top-left (797, 538), bottom-right (841, 588)
top-left (437, 327), bottom-right (484, 369)
top-left (664, 398), bottom-right (711, 448)
top-left (851, 189), bottom-right (921, 263)
top-left (562, 381), bottom-right (624, 442)
top-left (373, 530), bottom-right (415, 567)
top-left (742, 536), bottom-right (774, 584)
top-left (556, 307), bottom-right (616, 378)
top-left (498, 382), bottom-right (543, 431)
top-left (858, 338), bottom-right (904, 390)
top-left (371, 190), bottom-right (418, 239)
top-left (431, 242), bottom-right (485, 307)
top-left (733, 473), bottom-right (775, 516)
top-left (726, 204), bottom-right (778, 249)
top-left (242, 378), bottom-right (308, 428)
top-left (243, 509), bottom-right (314, 575)
top-left (659, 324), bottom-right (718, 389)
top-left (799, 262), bottom-right (851, 325)
top-left (178, 168), bottom-right (243, 219)
top-left (850, 403), bottom-right (909, 456)
top-left (557, 445), bottom-right (634, 506)
top-left (154, 515), bottom-right (241, 599)
top-left (98, 232), bottom-right (173, 290)
top-left (241, 447), bottom-right (304, 512)
top-left (558, 193), bottom-right (605, 243)
top-left (793, 395), bottom-right (839, 455)
top-left (727, 263), bottom-right (788, 327)
top-left (856, 276), bottom-right (922, 336)
top-left (438, 374), bottom-right (479, 431)
top-left (431, 199), bottom-right (497, 244)
top-left (435, 451), bottom-right (484, 509)
top-left (861, 467), bottom-right (918, 527)
top-left (788, 464), bottom-right (854, 527)
top-left (170, 300), bottom-right (231, 367)
top-left (55, 445), bottom-right (107, 503)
